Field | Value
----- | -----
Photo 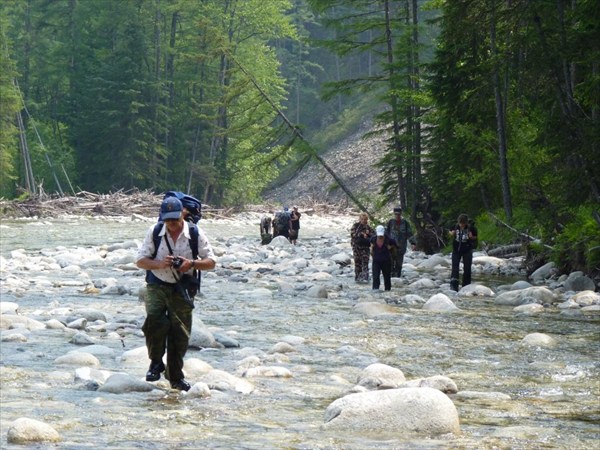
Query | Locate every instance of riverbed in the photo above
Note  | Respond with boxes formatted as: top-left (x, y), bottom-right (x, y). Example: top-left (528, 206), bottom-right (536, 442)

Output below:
top-left (1, 213), bottom-right (598, 449)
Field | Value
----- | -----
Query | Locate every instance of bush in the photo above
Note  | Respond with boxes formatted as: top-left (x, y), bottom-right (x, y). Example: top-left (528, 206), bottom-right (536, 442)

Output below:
top-left (552, 205), bottom-right (600, 274)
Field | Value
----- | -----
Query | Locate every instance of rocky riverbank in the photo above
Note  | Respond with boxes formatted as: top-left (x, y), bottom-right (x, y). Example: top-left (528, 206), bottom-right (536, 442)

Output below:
top-left (1, 212), bottom-right (599, 448)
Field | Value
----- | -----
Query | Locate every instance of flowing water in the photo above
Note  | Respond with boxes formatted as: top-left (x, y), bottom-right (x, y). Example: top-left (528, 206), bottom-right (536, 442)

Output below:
top-left (0, 215), bottom-right (598, 449)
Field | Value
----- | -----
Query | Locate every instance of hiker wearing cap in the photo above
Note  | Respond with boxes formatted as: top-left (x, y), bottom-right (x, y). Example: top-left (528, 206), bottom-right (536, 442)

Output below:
top-left (350, 212), bottom-right (374, 282)
top-left (385, 206), bottom-right (414, 278)
top-left (370, 225), bottom-right (397, 291)
top-left (136, 196), bottom-right (216, 391)
top-left (449, 214), bottom-right (478, 291)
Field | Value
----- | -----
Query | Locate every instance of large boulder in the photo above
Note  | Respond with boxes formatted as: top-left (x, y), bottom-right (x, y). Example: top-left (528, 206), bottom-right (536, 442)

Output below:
top-left (529, 262), bottom-right (556, 282)
top-left (563, 272), bottom-right (596, 292)
top-left (494, 286), bottom-right (556, 306)
top-left (323, 387), bottom-right (460, 436)
top-left (423, 294), bottom-right (459, 312)
top-left (7, 418), bottom-right (60, 444)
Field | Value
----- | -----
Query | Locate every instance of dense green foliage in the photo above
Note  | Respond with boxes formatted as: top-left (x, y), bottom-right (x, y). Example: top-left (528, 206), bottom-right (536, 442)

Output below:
top-left (1, 0), bottom-right (598, 273)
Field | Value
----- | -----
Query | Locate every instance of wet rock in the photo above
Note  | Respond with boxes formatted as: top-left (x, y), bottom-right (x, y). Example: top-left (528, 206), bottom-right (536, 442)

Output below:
top-left (187, 382), bottom-right (211, 398)
top-left (356, 363), bottom-right (405, 389)
top-left (514, 303), bottom-right (545, 315)
top-left (7, 417), bottom-right (60, 444)
top-left (454, 390), bottom-right (511, 401)
top-left (67, 318), bottom-right (88, 330)
top-left (120, 346), bottom-right (149, 367)
top-left (530, 262), bottom-right (556, 282)
top-left (183, 358), bottom-right (213, 378)
top-left (306, 285), bottom-right (328, 298)
top-left (98, 373), bottom-right (156, 393)
top-left (323, 387), bottom-right (460, 435)
top-left (200, 369), bottom-right (254, 394)
top-left (243, 365), bottom-right (293, 378)
top-left (400, 375), bottom-right (458, 394)
top-left (423, 293), bottom-right (459, 312)
top-left (386, 294), bottom-right (426, 306)
top-left (563, 272), bottom-right (596, 292)
top-left (269, 342), bottom-right (296, 354)
top-left (45, 319), bottom-right (66, 330)
top-left (212, 332), bottom-right (240, 348)
top-left (0, 315), bottom-right (45, 330)
top-left (459, 284), bottom-right (495, 297)
top-left (408, 277), bottom-right (437, 289)
top-left (570, 290), bottom-right (600, 306)
top-left (189, 327), bottom-right (220, 349)
top-left (74, 367), bottom-right (114, 384)
top-left (417, 255), bottom-right (449, 269)
top-left (69, 331), bottom-right (96, 345)
top-left (521, 332), bottom-right (556, 348)
top-left (495, 286), bottom-right (556, 306)
top-left (1, 331), bottom-right (28, 342)
top-left (353, 302), bottom-right (398, 317)
top-left (331, 252), bottom-right (352, 267)
top-left (0, 301), bottom-right (19, 314)
top-left (54, 351), bottom-right (100, 367)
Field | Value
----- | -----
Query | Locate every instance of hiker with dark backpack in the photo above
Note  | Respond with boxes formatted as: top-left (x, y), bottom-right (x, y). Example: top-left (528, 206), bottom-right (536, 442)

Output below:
top-left (136, 196), bottom-right (216, 391)
top-left (449, 213), bottom-right (478, 292)
top-left (273, 206), bottom-right (292, 240)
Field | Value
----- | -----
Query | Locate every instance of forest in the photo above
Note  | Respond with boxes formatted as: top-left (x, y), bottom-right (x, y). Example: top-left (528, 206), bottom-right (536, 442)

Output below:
top-left (0, 0), bottom-right (598, 276)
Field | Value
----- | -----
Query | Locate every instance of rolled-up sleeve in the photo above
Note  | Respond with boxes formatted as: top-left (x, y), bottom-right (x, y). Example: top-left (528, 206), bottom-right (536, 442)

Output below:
top-left (197, 229), bottom-right (216, 263)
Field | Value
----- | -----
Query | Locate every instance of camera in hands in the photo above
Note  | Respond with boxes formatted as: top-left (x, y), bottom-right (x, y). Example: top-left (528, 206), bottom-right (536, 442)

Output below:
top-left (171, 256), bottom-right (183, 269)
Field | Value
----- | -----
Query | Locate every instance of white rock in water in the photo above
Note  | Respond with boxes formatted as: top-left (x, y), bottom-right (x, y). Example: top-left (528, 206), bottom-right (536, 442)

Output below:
top-left (521, 332), bottom-right (556, 348)
top-left (120, 346), bottom-right (150, 367)
top-left (514, 303), bottom-right (545, 315)
top-left (0, 301), bottom-right (19, 314)
top-left (54, 351), bottom-right (100, 367)
top-left (571, 290), bottom-right (600, 306)
top-left (268, 342), bottom-right (296, 354)
top-left (98, 373), bottom-right (155, 393)
top-left (417, 255), bottom-right (449, 269)
top-left (243, 365), bottom-right (293, 378)
top-left (408, 277), bottom-right (437, 289)
top-left (455, 390), bottom-right (511, 401)
top-left (183, 358), bottom-right (213, 379)
top-left (423, 293), bottom-right (459, 312)
top-left (323, 387), bottom-right (460, 436)
top-left (187, 382), bottom-right (211, 398)
top-left (271, 236), bottom-right (292, 247)
top-left (0, 315), bottom-right (45, 330)
top-left (495, 286), bottom-right (556, 306)
top-left (200, 369), bottom-right (254, 394)
top-left (357, 363), bottom-right (405, 389)
top-left (7, 417), bottom-right (60, 444)
top-left (306, 285), bottom-right (328, 298)
top-left (459, 284), bottom-right (495, 297)
top-left (45, 319), bottom-right (66, 330)
top-left (398, 375), bottom-right (458, 394)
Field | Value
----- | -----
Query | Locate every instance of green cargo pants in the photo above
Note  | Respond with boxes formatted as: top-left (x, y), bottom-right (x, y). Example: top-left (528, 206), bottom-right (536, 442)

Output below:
top-left (142, 284), bottom-right (193, 382)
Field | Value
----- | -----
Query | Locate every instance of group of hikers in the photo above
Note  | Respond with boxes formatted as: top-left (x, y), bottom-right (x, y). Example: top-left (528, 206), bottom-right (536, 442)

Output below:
top-left (351, 207), bottom-right (478, 292)
top-left (259, 206), bottom-right (301, 245)
top-left (137, 192), bottom-right (476, 392)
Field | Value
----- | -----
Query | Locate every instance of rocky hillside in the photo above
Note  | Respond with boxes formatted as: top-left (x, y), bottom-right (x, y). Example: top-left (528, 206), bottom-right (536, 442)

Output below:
top-left (262, 120), bottom-right (387, 209)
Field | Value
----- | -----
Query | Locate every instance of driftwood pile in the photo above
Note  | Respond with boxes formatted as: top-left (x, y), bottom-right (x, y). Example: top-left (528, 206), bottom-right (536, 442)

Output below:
top-left (0, 189), bottom-right (358, 220)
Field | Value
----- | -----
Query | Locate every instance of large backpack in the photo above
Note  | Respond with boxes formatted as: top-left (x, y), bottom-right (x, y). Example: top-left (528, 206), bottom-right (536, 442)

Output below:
top-left (163, 191), bottom-right (202, 223)
top-left (274, 211), bottom-right (290, 233)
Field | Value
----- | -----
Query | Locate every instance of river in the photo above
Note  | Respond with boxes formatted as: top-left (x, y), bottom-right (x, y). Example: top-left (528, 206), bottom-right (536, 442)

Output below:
top-left (0, 213), bottom-right (598, 449)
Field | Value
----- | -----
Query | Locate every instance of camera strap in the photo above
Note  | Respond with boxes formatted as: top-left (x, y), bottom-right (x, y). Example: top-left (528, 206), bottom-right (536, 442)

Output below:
top-left (162, 233), bottom-right (183, 283)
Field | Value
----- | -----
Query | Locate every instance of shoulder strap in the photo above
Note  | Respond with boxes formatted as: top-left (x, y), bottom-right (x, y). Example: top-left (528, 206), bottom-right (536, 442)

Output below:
top-left (188, 223), bottom-right (199, 260)
top-left (151, 222), bottom-right (163, 259)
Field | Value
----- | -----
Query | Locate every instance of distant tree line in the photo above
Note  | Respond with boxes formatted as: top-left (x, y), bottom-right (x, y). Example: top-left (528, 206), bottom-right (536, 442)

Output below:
top-left (1, 0), bottom-right (598, 271)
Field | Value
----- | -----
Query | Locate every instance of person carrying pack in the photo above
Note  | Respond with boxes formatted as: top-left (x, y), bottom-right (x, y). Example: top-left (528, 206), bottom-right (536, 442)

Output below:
top-left (136, 196), bottom-right (216, 391)
top-left (273, 206), bottom-right (292, 240)
top-left (449, 213), bottom-right (478, 291)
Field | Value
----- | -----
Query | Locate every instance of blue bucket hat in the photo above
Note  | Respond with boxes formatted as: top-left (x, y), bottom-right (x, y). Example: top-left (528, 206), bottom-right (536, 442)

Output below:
top-left (160, 197), bottom-right (183, 220)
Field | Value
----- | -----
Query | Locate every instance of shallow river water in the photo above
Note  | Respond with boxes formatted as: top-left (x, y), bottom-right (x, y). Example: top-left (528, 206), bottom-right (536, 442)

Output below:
top-left (0, 214), bottom-right (598, 449)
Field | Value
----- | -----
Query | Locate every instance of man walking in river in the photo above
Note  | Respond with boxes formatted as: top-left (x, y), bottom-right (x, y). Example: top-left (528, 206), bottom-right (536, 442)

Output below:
top-left (136, 196), bottom-right (216, 391)
top-left (385, 206), bottom-right (414, 278)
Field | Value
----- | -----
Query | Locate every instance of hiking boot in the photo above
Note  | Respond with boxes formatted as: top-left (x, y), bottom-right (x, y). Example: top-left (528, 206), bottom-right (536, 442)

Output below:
top-left (145, 360), bottom-right (165, 382)
top-left (170, 379), bottom-right (191, 391)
